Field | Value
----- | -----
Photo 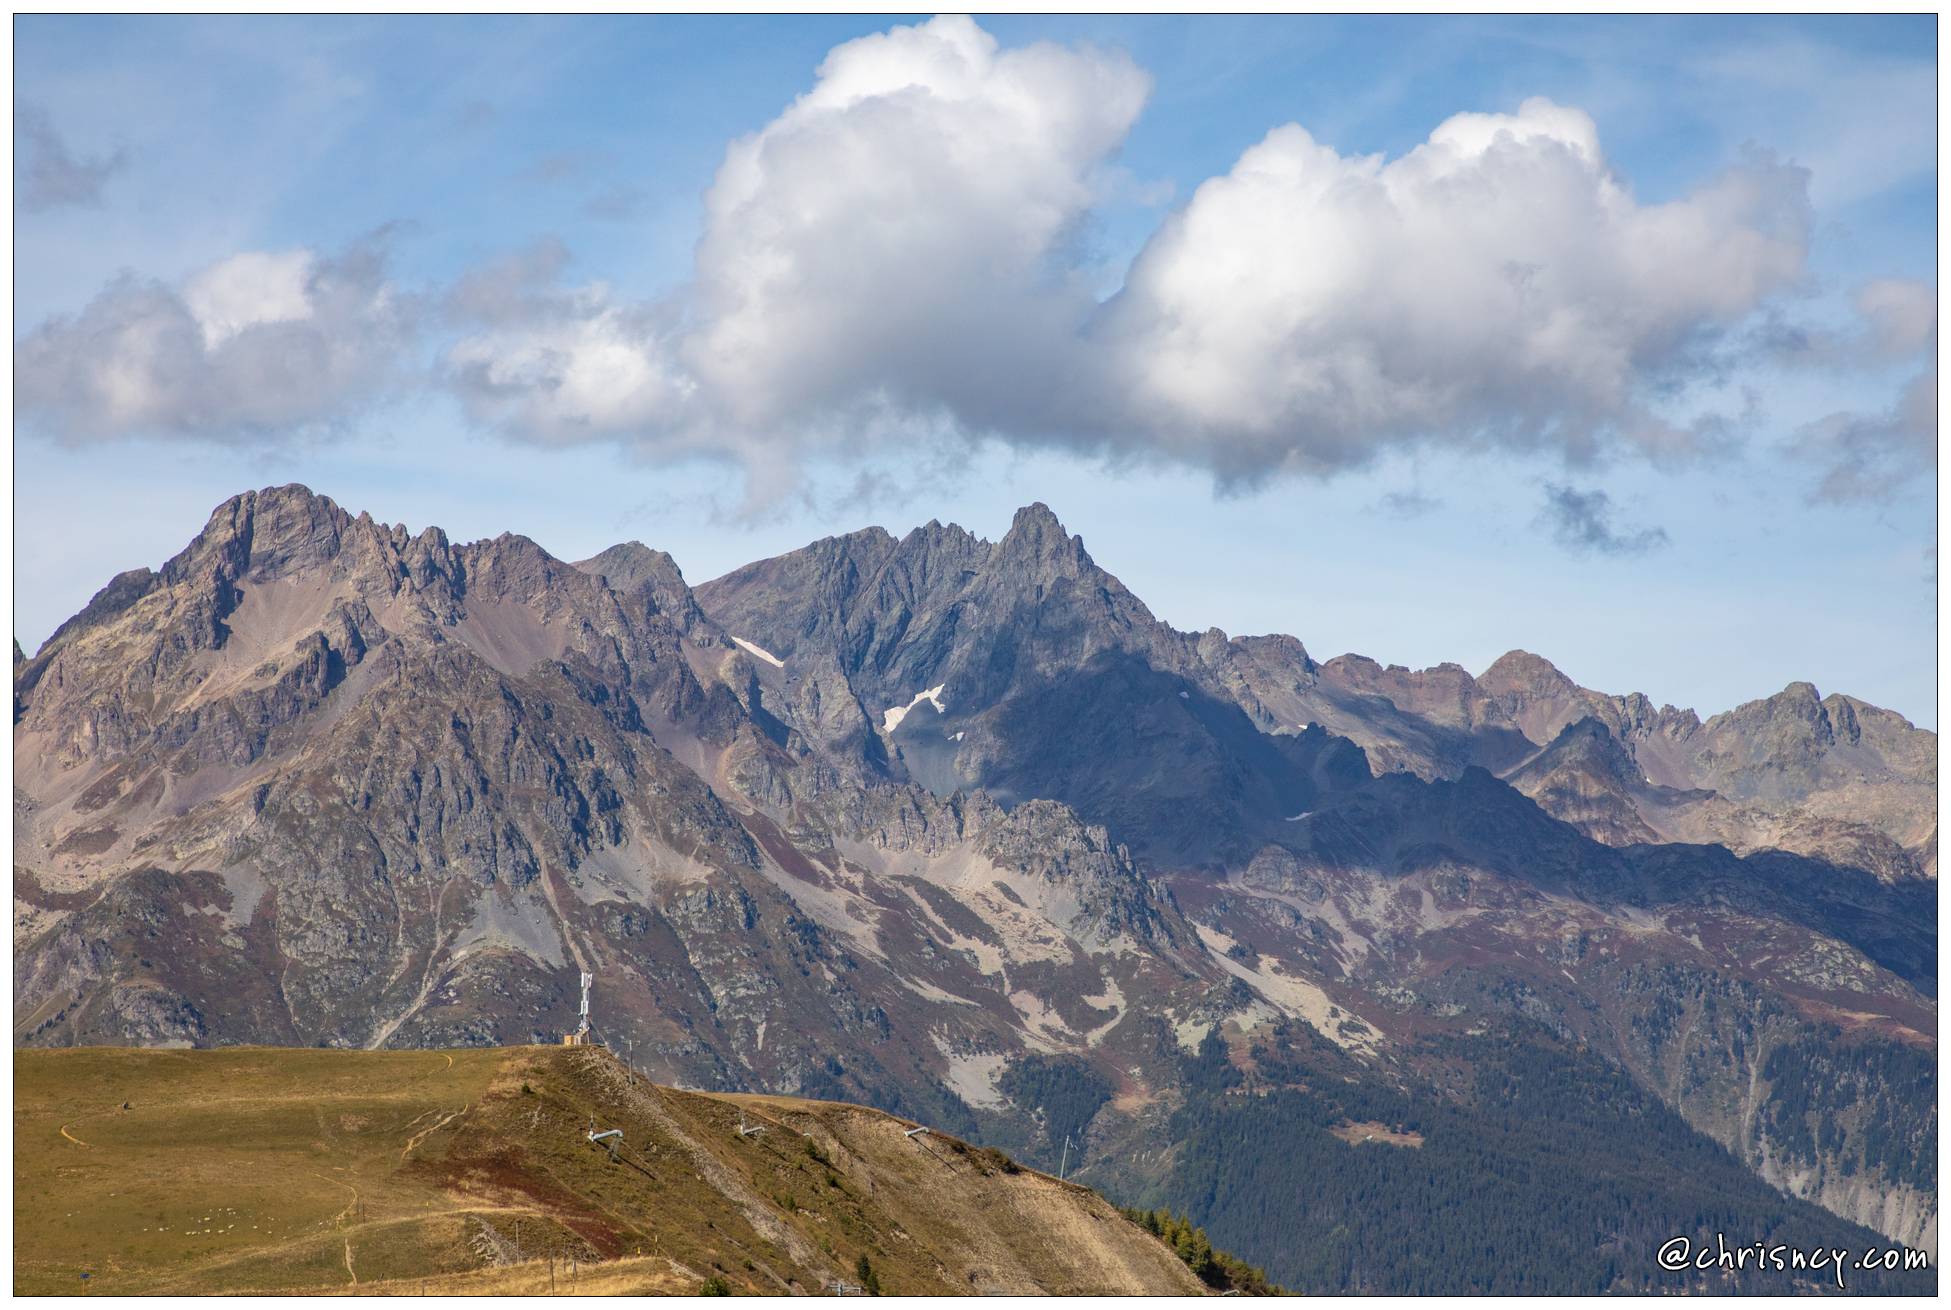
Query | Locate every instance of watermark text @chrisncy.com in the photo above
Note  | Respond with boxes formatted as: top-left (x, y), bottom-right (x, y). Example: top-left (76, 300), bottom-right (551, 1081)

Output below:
top-left (1658, 1234), bottom-right (1930, 1289)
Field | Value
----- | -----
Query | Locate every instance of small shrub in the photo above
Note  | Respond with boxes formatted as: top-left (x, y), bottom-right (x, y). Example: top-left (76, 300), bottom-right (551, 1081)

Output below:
top-left (976, 1147), bottom-right (1019, 1175)
top-left (699, 1275), bottom-right (730, 1295)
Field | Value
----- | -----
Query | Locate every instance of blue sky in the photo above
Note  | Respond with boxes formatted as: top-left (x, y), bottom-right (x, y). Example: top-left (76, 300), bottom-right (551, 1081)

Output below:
top-left (14, 14), bottom-right (1938, 725)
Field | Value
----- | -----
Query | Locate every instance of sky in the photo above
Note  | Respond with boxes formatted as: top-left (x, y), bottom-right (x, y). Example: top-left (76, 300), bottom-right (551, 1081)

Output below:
top-left (13, 13), bottom-right (1938, 726)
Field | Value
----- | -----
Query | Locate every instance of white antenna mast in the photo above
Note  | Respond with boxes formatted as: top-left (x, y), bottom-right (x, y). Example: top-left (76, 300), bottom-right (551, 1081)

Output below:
top-left (564, 970), bottom-right (594, 1046)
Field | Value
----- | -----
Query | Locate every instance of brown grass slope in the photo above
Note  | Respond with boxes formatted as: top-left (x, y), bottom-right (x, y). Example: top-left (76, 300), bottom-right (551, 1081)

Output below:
top-left (13, 1044), bottom-right (1207, 1296)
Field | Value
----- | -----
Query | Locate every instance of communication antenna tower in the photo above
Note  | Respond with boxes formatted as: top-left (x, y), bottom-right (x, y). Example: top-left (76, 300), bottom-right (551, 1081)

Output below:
top-left (564, 970), bottom-right (594, 1045)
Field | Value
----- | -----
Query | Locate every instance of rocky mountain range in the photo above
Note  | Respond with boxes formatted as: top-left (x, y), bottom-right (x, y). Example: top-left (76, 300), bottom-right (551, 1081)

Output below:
top-left (13, 485), bottom-right (1937, 1286)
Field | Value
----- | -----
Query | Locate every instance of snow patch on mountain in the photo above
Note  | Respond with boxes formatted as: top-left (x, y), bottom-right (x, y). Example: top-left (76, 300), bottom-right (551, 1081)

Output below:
top-left (883, 683), bottom-right (947, 732)
top-left (731, 635), bottom-right (785, 668)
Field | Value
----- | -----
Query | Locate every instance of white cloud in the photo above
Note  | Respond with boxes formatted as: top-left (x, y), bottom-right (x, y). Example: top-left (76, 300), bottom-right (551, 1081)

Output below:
top-left (439, 237), bottom-right (694, 444)
top-left (441, 14), bottom-right (1149, 462)
top-left (182, 250), bottom-right (317, 346)
top-left (1092, 98), bottom-right (1811, 479)
top-left (446, 300), bottom-right (689, 440)
top-left (682, 14), bottom-right (1149, 432)
top-left (16, 237), bottom-right (411, 442)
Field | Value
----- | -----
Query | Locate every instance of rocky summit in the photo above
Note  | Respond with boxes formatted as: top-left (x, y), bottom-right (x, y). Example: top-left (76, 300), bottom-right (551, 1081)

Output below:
top-left (12, 486), bottom-right (1938, 1290)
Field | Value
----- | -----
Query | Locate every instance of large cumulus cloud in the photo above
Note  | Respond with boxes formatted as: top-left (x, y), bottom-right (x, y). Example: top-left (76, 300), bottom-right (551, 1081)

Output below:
top-left (439, 13), bottom-right (1151, 480)
top-left (685, 14), bottom-right (1150, 433)
top-left (1091, 101), bottom-right (1812, 479)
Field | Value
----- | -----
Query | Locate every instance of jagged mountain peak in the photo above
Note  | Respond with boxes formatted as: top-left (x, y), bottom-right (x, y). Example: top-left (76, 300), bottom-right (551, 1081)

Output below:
top-left (213, 480), bottom-right (344, 519)
top-left (999, 500), bottom-right (1069, 546)
top-left (1323, 653), bottom-right (1472, 682)
top-left (1477, 648), bottom-right (1578, 694)
top-left (882, 516), bottom-right (991, 587)
top-left (1700, 680), bottom-right (1838, 747)
top-left (1503, 715), bottom-right (1664, 845)
top-left (898, 516), bottom-right (981, 548)
top-left (1009, 500), bottom-right (1065, 531)
top-left (995, 501), bottom-right (1101, 577)
top-left (1527, 714), bottom-right (1641, 779)
top-left (576, 540), bottom-right (689, 592)
top-left (576, 541), bottom-right (707, 633)
top-left (161, 481), bottom-right (354, 586)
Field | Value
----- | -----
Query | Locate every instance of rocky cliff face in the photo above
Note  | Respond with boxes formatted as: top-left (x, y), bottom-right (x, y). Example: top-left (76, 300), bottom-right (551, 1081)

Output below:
top-left (1202, 641), bottom-right (1937, 880)
top-left (15, 486), bottom-right (1936, 1255)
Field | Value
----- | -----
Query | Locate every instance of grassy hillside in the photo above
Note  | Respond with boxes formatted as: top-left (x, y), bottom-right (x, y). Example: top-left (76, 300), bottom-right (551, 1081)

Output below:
top-left (14, 1045), bottom-right (1208, 1296)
